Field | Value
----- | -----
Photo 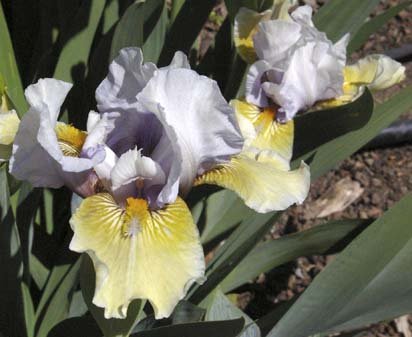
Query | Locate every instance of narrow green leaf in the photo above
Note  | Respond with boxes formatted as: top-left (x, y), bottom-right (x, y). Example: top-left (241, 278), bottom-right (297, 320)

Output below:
top-left (170, 0), bottom-right (185, 23)
top-left (43, 189), bottom-right (54, 234)
top-left (47, 316), bottom-right (101, 337)
top-left (200, 190), bottom-right (253, 245)
top-left (158, 0), bottom-right (215, 66)
top-left (347, 1), bottom-right (412, 54)
top-left (293, 90), bottom-right (374, 159)
top-left (224, 54), bottom-right (248, 101)
top-left (296, 85), bottom-right (412, 180)
top-left (68, 291), bottom-right (88, 318)
top-left (131, 318), bottom-right (245, 337)
top-left (171, 301), bottom-right (205, 324)
top-left (0, 165), bottom-right (26, 337)
top-left (220, 219), bottom-right (370, 292)
top-left (110, 0), bottom-right (167, 62)
top-left (313, 0), bottom-right (381, 43)
top-left (53, 0), bottom-right (105, 82)
top-left (225, 0), bottom-right (259, 21)
top-left (22, 282), bottom-right (35, 337)
top-left (188, 211), bottom-right (278, 303)
top-left (81, 255), bottom-right (144, 337)
top-left (269, 195), bottom-right (412, 337)
top-left (110, 1), bottom-right (145, 61)
top-left (206, 289), bottom-right (260, 337)
top-left (142, 1), bottom-right (169, 63)
top-left (30, 254), bottom-right (49, 291)
top-left (256, 298), bottom-right (296, 337)
top-left (0, 2), bottom-right (27, 115)
top-left (52, 0), bottom-right (105, 127)
top-left (35, 258), bottom-right (81, 337)
top-left (16, 183), bottom-right (41, 284)
top-left (102, 0), bottom-right (121, 34)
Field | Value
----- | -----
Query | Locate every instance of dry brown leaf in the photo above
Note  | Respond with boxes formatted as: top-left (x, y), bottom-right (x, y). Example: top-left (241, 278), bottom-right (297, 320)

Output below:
top-left (395, 315), bottom-right (412, 337)
top-left (307, 177), bottom-right (364, 218)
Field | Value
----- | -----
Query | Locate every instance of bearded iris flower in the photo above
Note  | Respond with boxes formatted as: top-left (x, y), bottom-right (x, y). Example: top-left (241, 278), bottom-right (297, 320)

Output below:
top-left (10, 78), bottom-right (117, 197)
top-left (231, 4), bottom-right (347, 166)
top-left (245, 5), bottom-right (349, 121)
top-left (10, 48), bottom-right (310, 320)
top-left (232, 2), bottom-right (405, 160)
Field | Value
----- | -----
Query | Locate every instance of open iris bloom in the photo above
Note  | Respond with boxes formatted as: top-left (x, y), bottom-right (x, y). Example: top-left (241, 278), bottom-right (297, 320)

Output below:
top-left (10, 48), bottom-right (310, 320)
top-left (243, 5), bottom-right (349, 122)
top-left (10, 79), bottom-right (117, 197)
top-left (233, 3), bottom-right (405, 158)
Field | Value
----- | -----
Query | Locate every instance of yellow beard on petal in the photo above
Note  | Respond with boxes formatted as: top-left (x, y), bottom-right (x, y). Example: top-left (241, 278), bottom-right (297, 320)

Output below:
top-left (123, 198), bottom-right (149, 237)
top-left (69, 193), bottom-right (205, 319)
top-left (55, 122), bottom-right (87, 157)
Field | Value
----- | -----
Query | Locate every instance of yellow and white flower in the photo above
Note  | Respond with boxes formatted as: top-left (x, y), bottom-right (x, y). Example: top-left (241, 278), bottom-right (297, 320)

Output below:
top-left (10, 48), bottom-right (310, 320)
top-left (10, 78), bottom-right (117, 196)
top-left (245, 5), bottom-right (349, 121)
top-left (77, 48), bottom-right (309, 318)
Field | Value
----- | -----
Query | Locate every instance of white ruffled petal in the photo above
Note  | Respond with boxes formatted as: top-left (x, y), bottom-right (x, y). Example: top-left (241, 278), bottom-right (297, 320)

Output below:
top-left (254, 20), bottom-right (301, 66)
top-left (263, 42), bottom-right (344, 120)
top-left (137, 68), bottom-right (244, 195)
top-left (96, 47), bottom-right (157, 113)
top-left (25, 78), bottom-right (72, 122)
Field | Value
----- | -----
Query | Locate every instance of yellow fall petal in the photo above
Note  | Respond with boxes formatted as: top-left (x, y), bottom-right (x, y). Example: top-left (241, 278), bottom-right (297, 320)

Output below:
top-left (69, 193), bottom-right (205, 319)
top-left (0, 109), bottom-right (20, 145)
top-left (231, 99), bottom-right (294, 161)
top-left (195, 150), bottom-right (310, 213)
top-left (317, 54), bottom-right (405, 109)
top-left (344, 54), bottom-right (405, 91)
top-left (234, 8), bottom-right (272, 63)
